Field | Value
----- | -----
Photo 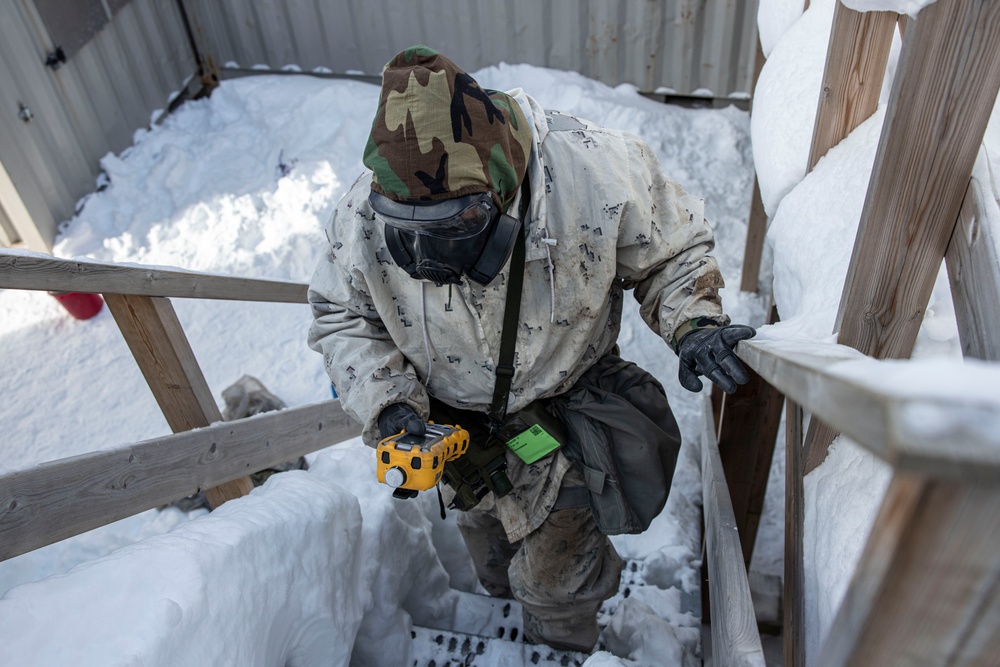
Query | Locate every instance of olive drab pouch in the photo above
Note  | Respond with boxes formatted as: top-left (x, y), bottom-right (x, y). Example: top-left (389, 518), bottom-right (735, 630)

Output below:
top-left (550, 353), bottom-right (682, 535)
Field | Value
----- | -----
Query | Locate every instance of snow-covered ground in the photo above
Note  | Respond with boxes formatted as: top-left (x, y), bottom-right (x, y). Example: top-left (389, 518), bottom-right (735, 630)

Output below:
top-left (8, 1), bottom-right (994, 662)
top-left (0, 63), bottom-right (761, 665)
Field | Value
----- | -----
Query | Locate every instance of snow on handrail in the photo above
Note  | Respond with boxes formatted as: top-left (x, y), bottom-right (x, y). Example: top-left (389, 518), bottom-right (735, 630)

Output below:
top-left (0, 249), bottom-right (308, 303)
top-left (738, 336), bottom-right (1000, 481)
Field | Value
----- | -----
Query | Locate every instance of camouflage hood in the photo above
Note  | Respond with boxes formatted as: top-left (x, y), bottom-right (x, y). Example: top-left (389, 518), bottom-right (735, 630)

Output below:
top-left (363, 46), bottom-right (533, 211)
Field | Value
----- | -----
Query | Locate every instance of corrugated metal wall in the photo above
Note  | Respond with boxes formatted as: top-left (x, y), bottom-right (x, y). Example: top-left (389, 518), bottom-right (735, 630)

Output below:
top-left (1, 0), bottom-right (757, 251)
top-left (0, 0), bottom-right (195, 249)
top-left (183, 0), bottom-right (759, 97)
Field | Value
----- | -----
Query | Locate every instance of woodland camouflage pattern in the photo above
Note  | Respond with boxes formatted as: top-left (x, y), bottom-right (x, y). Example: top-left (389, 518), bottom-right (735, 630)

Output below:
top-left (363, 46), bottom-right (532, 210)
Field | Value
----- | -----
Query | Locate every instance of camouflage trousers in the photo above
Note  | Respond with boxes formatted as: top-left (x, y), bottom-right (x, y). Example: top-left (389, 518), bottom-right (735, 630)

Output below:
top-left (456, 465), bottom-right (625, 652)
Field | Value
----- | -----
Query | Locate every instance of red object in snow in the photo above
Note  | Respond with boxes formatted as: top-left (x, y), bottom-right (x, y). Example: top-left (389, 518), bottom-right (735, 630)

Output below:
top-left (50, 292), bottom-right (105, 320)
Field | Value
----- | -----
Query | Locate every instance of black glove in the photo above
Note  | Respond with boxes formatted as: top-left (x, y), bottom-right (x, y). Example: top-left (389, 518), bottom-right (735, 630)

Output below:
top-left (377, 403), bottom-right (426, 439)
top-left (676, 324), bottom-right (756, 394)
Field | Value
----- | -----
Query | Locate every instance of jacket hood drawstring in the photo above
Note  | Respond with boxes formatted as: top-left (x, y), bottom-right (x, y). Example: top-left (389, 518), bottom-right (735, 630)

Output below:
top-left (420, 281), bottom-right (433, 385)
top-left (542, 230), bottom-right (557, 323)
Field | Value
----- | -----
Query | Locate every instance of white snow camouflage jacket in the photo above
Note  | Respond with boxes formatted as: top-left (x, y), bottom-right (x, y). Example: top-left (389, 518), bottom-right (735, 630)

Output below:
top-left (308, 90), bottom-right (729, 447)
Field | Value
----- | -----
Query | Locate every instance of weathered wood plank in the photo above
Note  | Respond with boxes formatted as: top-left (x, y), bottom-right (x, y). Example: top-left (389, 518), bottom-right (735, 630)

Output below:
top-left (105, 294), bottom-right (224, 432)
top-left (716, 366), bottom-right (783, 566)
top-left (0, 401), bottom-right (360, 562)
top-left (946, 173), bottom-right (1000, 362)
top-left (0, 250), bottom-right (307, 302)
top-left (817, 473), bottom-right (1000, 667)
top-left (105, 294), bottom-right (253, 506)
top-left (784, 399), bottom-right (806, 667)
top-left (702, 395), bottom-right (767, 667)
top-left (740, 176), bottom-right (768, 293)
top-left (737, 337), bottom-right (1000, 481)
top-left (814, 471), bottom-right (925, 667)
top-left (808, 5), bottom-right (896, 171)
top-left (835, 0), bottom-right (1000, 360)
top-left (802, 416), bottom-right (840, 475)
top-left (741, 37), bottom-right (768, 294)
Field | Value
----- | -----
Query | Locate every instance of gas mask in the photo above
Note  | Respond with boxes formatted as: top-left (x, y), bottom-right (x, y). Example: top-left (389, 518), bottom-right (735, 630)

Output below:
top-left (370, 191), bottom-right (522, 287)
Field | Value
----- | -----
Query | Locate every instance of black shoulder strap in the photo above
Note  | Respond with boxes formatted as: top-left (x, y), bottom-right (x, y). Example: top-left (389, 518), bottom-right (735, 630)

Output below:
top-left (487, 183), bottom-right (530, 430)
top-left (487, 230), bottom-right (525, 429)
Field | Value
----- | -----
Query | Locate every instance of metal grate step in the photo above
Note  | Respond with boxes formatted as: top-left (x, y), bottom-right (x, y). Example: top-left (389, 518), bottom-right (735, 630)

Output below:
top-left (409, 559), bottom-right (683, 664)
top-left (410, 625), bottom-right (589, 667)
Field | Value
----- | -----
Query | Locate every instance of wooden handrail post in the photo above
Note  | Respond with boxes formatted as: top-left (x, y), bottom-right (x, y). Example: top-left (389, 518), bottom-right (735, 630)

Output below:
top-left (808, 5), bottom-right (896, 171)
top-left (741, 37), bottom-right (768, 294)
top-left (946, 174), bottom-right (1000, 362)
top-left (817, 474), bottom-right (1000, 666)
top-left (104, 294), bottom-right (253, 507)
top-left (716, 366), bottom-right (783, 567)
top-left (702, 396), bottom-right (768, 667)
top-left (834, 0), bottom-right (1000, 357)
top-left (783, 399), bottom-right (805, 667)
top-left (798, 4), bottom-right (897, 473)
top-left (740, 176), bottom-right (768, 294)
top-left (716, 304), bottom-right (781, 567)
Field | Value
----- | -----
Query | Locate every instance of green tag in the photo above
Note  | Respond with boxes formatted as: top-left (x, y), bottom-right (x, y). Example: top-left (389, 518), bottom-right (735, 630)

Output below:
top-left (506, 424), bottom-right (561, 464)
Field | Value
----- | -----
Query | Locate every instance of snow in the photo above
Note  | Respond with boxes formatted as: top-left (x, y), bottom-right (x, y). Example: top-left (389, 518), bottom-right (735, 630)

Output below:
top-left (841, 0), bottom-right (938, 17)
top-left (755, 0), bottom-right (1000, 662)
top-left (6, 3), bottom-right (995, 661)
top-left (768, 106), bottom-right (886, 339)
top-left (752, 0), bottom-right (902, 218)
top-left (752, 0), bottom-right (836, 217)
top-left (802, 439), bottom-right (892, 662)
top-left (756, 0), bottom-right (806, 58)
top-left (2, 468), bottom-right (366, 666)
top-left (0, 63), bottom-right (757, 665)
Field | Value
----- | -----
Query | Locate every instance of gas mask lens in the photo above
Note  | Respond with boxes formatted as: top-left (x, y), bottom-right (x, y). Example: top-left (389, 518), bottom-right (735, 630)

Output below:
top-left (370, 192), bottom-right (497, 239)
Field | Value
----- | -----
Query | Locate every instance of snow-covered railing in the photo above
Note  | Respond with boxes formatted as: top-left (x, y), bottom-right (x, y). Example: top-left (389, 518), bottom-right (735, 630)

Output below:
top-left (725, 1), bottom-right (1000, 665)
top-left (0, 250), bottom-right (362, 562)
top-left (738, 336), bottom-right (1000, 666)
top-left (739, 338), bottom-right (1000, 482)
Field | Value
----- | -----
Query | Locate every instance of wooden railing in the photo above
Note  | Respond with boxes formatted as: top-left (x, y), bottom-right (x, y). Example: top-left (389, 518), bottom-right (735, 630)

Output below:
top-left (704, 333), bottom-right (1000, 665)
top-left (709, 1), bottom-right (1000, 665)
top-left (0, 250), bottom-right (361, 563)
top-left (0, 401), bottom-right (357, 562)
top-left (701, 393), bottom-right (767, 667)
top-left (0, 251), bottom-right (308, 301)
top-left (742, 337), bottom-right (1000, 666)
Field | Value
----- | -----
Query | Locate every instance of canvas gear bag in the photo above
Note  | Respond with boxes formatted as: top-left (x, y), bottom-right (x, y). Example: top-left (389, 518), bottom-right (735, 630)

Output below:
top-left (549, 354), bottom-right (682, 535)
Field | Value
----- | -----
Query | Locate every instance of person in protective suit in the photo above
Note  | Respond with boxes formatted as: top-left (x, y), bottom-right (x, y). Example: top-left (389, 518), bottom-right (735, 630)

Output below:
top-left (308, 46), bottom-right (756, 652)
